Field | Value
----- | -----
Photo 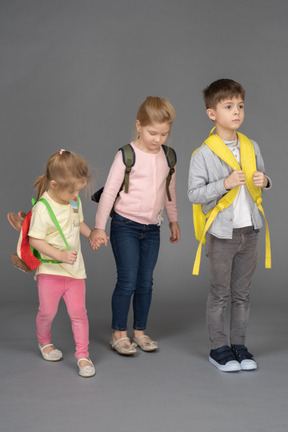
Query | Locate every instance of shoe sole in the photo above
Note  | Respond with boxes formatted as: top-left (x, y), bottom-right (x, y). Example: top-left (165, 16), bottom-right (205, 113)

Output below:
top-left (79, 370), bottom-right (96, 378)
top-left (209, 356), bottom-right (241, 372)
top-left (79, 373), bottom-right (96, 377)
top-left (110, 345), bottom-right (137, 355)
top-left (240, 360), bottom-right (257, 371)
top-left (133, 343), bottom-right (158, 352)
top-left (40, 354), bottom-right (63, 362)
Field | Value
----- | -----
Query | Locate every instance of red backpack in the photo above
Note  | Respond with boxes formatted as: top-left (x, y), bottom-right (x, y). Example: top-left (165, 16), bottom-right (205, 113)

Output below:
top-left (8, 198), bottom-right (71, 273)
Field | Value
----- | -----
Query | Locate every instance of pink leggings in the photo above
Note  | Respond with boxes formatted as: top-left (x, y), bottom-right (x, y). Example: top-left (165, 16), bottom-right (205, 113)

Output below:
top-left (36, 274), bottom-right (89, 359)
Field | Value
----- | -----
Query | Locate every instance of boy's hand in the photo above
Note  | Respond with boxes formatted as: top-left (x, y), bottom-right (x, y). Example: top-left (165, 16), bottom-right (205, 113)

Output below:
top-left (253, 171), bottom-right (268, 187)
top-left (89, 228), bottom-right (109, 250)
top-left (169, 222), bottom-right (180, 244)
top-left (61, 250), bottom-right (78, 265)
top-left (224, 170), bottom-right (246, 190)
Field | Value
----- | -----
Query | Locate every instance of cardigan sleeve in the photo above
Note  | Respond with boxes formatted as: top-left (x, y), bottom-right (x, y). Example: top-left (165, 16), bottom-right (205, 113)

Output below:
top-left (95, 151), bottom-right (125, 230)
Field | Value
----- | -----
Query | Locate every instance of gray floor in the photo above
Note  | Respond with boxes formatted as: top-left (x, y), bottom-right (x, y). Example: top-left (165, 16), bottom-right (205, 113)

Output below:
top-left (1, 294), bottom-right (287, 432)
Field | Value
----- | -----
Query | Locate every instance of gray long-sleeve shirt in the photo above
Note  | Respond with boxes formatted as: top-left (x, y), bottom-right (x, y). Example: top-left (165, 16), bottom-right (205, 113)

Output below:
top-left (187, 138), bottom-right (271, 239)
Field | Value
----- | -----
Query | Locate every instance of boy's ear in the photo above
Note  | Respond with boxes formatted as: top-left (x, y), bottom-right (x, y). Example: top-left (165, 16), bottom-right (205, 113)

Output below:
top-left (206, 108), bottom-right (216, 121)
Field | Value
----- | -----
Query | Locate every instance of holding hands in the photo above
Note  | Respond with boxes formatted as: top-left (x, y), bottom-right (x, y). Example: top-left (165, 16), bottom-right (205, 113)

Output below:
top-left (89, 228), bottom-right (109, 251)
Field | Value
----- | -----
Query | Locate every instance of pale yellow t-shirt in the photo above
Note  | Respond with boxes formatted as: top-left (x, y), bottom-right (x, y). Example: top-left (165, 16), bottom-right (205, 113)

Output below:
top-left (28, 191), bottom-right (86, 279)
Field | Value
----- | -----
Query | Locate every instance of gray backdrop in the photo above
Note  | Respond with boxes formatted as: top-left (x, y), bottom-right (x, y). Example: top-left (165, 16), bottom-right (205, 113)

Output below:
top-left (1, 1), bottom-right (287, 432)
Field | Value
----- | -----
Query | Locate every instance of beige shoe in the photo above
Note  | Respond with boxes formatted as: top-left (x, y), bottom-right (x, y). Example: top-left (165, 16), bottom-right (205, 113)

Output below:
top-left (77, 358), bottom-right (96, 378)
top-left (133, 335), bottom-right (158, 352)
top-left (110, 335), bottom-right (137, 355)
top-left (38, 343), bottom-right (63, 361)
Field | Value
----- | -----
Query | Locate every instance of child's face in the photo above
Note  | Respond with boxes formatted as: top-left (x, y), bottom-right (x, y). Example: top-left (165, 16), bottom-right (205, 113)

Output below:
top-left (136, 121), bottom-right (171, 153)
top-left (49, 179), bottom-right (87, 205)
top-left (206, 96), bottom-right (245, 136)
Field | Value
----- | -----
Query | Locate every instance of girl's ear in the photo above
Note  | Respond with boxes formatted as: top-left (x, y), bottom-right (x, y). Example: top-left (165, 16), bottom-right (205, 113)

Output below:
top-left (206, 108), bottom-right (216, 121)
top-left (135, 120), bottom-right (141, 132)
top-left (49, 180), bottom-right (57, 189)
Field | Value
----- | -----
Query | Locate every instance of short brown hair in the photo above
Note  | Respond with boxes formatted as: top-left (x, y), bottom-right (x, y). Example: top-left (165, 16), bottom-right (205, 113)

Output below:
top-left (203, 79), bottom-right (245, 109)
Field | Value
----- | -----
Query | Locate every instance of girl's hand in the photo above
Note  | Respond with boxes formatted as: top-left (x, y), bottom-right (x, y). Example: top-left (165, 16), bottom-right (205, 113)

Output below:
top-left (60, 250), bottom-right (78, 265)
top-left (253, 171), bottom-right (268, 188)
top-left (169, 222), bottom-right (180, 244)
top-left (29, 237), bottom-right (77, 263)
top-left (89, 228), bottom-right (109, 251)
top-left (224, 170), bottom-right (246, 190)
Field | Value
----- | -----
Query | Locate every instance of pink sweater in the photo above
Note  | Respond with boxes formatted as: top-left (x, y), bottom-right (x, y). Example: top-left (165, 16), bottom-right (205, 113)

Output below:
top-left (95, 142), bottom-right (178, 230)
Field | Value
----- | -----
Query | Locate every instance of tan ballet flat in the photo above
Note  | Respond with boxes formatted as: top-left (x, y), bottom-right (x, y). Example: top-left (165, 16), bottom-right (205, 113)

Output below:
top-left (133, 335), bottom-right (158, 352)
top-left (110, 335), bottom-right (137, 355)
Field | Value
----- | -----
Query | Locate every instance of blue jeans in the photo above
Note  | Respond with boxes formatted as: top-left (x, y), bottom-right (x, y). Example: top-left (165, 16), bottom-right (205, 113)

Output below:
top-left (110, 213), bottom-right (160, 331)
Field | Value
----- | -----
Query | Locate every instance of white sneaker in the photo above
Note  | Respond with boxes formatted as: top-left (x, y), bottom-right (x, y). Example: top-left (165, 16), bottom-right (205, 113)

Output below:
top-left (231, 345), bottom-right (257, 371)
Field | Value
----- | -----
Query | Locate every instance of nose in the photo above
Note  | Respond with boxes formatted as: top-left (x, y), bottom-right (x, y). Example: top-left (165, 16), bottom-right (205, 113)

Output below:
top-left (154, 135), bottom-right (161, 142)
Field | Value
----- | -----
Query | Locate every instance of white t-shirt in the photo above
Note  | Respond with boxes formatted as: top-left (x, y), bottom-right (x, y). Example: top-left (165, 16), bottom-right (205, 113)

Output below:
top-left (28, 191), bottom-right (86, 279)
top-left (224, 139), bottom-right (253, 228)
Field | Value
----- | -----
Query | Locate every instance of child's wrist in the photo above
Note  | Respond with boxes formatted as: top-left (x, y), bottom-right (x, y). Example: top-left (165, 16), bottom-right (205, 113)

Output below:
top-left (224, 179), bottom-right (229, 190)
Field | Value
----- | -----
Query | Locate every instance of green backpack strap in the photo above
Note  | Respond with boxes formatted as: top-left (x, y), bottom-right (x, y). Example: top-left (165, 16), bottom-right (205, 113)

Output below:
top-left (162, 145), bottom-right (177, 202)
top-left (119, 144), bottom-right (135, 193)
top-left (31, 198), bottom-right (71, 264)
top-left (38, 198), bottom-right (71, 251)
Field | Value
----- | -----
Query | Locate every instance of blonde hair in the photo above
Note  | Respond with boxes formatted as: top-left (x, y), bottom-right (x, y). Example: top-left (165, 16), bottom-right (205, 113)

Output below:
top-left (34, 150), bottom-right (90, 200)
top-left (136, 96), bottom-right (176, 126)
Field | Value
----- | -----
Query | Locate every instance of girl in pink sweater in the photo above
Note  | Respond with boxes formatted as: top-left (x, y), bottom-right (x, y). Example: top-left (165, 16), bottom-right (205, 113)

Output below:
top-left (90, 97), bottom-right (180, 355)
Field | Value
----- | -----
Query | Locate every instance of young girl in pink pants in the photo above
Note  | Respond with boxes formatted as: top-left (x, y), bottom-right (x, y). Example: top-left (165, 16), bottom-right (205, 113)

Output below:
top-left (29, 150), bottom-right (99, 377)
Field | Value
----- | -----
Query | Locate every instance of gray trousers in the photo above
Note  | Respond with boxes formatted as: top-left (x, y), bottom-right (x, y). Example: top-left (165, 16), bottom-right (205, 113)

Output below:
top-left (205, 227), bottom-right (259, 350)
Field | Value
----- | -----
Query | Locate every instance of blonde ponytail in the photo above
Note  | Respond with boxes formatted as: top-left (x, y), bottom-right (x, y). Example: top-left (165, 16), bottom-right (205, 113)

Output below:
top-left (34, 174), bottom-right (49, 200)
top-left (33, 150), bottom-right (90, 200)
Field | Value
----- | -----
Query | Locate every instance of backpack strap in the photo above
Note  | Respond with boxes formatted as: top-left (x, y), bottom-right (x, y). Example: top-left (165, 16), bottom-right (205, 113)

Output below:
top-left (38, 198), bottom-right (71, 251)
top-left (162, 145), bottom-right (177, 202)
top-left (119, 144), bottom-right (177, 201)
top-left (30, 198), bottom-right (71, 265)
top-left (192, 128), bottom-right (271, 275)
top-left (192, 187), bottom-right (239, 275)
top-left (237, 132), bottom-right (271, 269)
top-left (119, 144), bottom-right (135, 193)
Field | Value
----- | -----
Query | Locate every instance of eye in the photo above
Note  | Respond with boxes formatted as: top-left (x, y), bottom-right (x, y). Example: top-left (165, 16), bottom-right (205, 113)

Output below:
top-left (239, 104), bottom-right (244, 109)
top-left (225, 105), bottom-right (231, 109)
